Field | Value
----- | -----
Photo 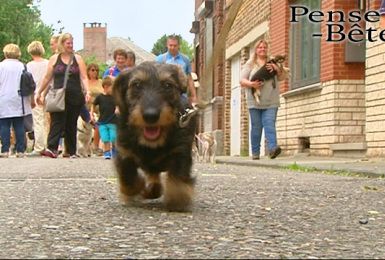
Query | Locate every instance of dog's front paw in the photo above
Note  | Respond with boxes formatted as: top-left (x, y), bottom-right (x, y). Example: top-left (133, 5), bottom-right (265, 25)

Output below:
top-left (119, 193), bottom-right (142, 207)
top-left (118, 176), bottom-right (145, 205)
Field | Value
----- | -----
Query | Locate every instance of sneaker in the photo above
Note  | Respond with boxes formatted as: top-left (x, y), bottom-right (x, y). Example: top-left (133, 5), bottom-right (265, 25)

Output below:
top-left (269, 146), bottom-right (282, 159)
top-left (252, 154), bottom-right (260, 160)
top-left (69, 154), bottom-right (77, 159)
top-left (16, 152), bottom-right (25, 158)
top-left (0, 152), bottom-right (9, 158)
top-left (40, 149), bottom-right (57, 158)
top-left (103, 151), bottom-right (111, 160)
top-left (28, 150), bottom-right (42, 157)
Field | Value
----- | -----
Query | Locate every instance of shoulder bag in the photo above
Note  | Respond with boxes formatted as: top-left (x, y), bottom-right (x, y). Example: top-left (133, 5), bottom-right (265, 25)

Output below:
top-left (45, 54), bottom-right (73, 112)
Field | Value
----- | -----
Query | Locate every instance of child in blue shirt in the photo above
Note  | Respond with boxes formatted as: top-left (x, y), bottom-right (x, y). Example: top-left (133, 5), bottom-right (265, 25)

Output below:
top-left (90, 76), bottom-right (118, 159)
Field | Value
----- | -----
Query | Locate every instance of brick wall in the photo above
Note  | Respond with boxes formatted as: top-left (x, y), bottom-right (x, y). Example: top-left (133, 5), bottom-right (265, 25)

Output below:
top-left (223, 0), bottom-right (271, 155)
top-left (83, 23), bottom-right (107, 63)
top-left (240, 47), bottom-right (250, 155)
top-left (320, 0), bottom-right (365, 81)
top-left (227, 0), bottom-right (270, 46)
top-left (212, 0), bottom-right (225, 130)
top-left (221, 0), bottom-right (375, 157)
top-left (370, 0), bottom-right (381, 9)
top-left (223, 60), bottom-right (232, 155)
top-left (274, 0), bottom-right (367, 157)
top-left (270, 0), bottom-right (290, 92)
top-left (195, 0), bottom-right (225, 133)
top-left (365, 16), bottom-right (385, 157)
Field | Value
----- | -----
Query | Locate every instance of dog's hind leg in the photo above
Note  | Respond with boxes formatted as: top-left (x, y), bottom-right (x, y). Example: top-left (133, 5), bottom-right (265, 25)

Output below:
top-left (202, 142), bottom-right (210, 163)
top-left (210, 141), bottom-right (217, 163)
top-left (161, 173), bottom-right (195, 212)
top-left (141, 173), bottom-right (162, 199)
top-left (115, 156), bottom-right (145, 205)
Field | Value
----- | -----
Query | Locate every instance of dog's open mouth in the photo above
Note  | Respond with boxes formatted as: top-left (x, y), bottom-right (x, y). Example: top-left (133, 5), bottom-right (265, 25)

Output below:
top-left (143, 126), bottom-right (161, 140)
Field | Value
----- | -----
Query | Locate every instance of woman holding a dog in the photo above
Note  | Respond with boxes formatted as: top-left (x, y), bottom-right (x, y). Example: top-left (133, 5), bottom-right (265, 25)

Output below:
top-left (36, 33), bottom-right (90, 158)
top-left (240, 39), bottom-right (286, 160)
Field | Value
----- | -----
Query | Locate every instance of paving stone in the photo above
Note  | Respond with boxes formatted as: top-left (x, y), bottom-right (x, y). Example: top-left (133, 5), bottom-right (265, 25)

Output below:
top-left (0, 158), bottom-right (384, 258)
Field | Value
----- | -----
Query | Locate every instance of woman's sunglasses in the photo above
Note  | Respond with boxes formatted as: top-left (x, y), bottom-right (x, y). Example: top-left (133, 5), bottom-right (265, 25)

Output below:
top-left (90, 68), bottom-right (99, 72)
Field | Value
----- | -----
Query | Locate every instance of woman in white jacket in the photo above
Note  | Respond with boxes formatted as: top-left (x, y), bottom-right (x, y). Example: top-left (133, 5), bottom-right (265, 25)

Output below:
top-left (0, 44), bottom-right (34, 157)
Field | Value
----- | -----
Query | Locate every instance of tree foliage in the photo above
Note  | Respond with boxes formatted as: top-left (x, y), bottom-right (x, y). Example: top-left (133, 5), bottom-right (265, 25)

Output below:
top-left (151, 34), bottom-right (193, 60)
top-left (0, 0), bottom-right (53, 62)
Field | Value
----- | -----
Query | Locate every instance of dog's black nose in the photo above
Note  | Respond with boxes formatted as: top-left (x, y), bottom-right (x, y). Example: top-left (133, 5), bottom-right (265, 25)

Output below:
top-left (143, 108), bottom-right (160, 124)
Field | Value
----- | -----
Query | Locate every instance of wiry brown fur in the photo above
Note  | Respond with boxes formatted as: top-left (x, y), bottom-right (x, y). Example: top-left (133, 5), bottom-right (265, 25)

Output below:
top-left (113, 62), bottom-right (197, 211)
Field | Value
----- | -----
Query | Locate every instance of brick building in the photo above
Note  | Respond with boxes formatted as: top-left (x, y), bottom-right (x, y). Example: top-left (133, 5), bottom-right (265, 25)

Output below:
top-left (191, 0), bottom-right (226, 154)
top-left (82, 22), bottom-right (155, 65)
top-left (192, 0), bottom-right (385, 158)
top-left (83, 22), bottom-right (107, 63)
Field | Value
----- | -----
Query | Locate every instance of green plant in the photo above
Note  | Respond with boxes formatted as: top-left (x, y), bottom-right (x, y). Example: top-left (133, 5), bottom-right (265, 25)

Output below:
top-left (240, 148), bottom-right (249, 157)
top-left (284, 162), bottom-right (371, 178)
top-left (0, 0), bottom-right (53, 62)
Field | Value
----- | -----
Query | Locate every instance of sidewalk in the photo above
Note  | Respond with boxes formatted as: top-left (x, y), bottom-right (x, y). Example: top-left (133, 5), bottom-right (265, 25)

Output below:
top-left (215, 154), bottom-right (385, 178)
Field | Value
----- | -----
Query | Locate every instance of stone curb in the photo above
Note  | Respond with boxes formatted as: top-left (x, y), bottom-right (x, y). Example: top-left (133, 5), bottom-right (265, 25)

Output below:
top-left (215, 157), bottom-right (385, 179)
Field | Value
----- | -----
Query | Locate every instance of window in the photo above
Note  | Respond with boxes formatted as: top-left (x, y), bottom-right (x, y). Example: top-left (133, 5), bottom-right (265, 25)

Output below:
top-left (289, 0), bottom-right (321, 89)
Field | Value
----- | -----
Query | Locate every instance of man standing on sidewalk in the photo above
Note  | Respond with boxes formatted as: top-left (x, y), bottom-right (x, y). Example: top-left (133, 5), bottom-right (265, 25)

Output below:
top-left (155, 35), bottom-right (197, 106)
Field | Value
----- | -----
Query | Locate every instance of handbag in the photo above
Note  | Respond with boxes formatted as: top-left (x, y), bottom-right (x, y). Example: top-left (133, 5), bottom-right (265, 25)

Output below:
top-left (45, 55), bottom-right (73, 112)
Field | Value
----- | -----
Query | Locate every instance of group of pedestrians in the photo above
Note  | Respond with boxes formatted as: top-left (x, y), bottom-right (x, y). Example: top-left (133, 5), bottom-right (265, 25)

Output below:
top-left (1, 32), bottom-right (284, 161)
top-left (0, 32), bottom-right (141, 159)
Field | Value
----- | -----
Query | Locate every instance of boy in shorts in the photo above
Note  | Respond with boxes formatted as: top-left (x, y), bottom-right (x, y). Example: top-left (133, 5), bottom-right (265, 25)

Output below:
top-left (90, 76), bottom-right (118, 159)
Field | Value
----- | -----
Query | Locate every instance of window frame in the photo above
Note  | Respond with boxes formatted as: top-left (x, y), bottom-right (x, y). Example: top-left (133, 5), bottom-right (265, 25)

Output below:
top-left (289, 0), bottom-right (321, 89)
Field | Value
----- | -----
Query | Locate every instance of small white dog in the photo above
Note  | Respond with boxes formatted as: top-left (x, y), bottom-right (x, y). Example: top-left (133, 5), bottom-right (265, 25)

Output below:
top-left (76, 117), bottom-right (93, 157)
top-left (191, 139), bottom-right (200, 162)
top-left (195, 132), bottom-right (217, 163)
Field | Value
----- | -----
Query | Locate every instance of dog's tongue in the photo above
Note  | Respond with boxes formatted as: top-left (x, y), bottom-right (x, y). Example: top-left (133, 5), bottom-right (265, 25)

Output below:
top-left (143, 127), bottom-right (161, 140)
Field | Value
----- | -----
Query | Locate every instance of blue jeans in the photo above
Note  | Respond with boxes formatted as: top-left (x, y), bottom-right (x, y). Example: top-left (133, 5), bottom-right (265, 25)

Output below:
top-left (0, 117), bottom-right (26, 153)
top-left (249, 107), bottom-right (278, 156)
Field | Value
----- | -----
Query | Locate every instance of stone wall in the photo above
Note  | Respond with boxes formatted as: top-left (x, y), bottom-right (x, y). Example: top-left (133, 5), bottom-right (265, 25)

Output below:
top-left (365, 19), bottom-right (385, 157)
top-left (279, 80), bottom-right (366, 156)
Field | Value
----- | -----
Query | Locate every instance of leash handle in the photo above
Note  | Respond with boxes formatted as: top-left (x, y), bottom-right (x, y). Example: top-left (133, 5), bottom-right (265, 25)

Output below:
top-left (178, 106), bottom-right (199, 128)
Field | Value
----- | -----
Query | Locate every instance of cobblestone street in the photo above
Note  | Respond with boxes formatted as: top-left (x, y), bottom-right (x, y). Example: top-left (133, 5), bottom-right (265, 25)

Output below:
top-left (0, 158), bottom-right (384, 259)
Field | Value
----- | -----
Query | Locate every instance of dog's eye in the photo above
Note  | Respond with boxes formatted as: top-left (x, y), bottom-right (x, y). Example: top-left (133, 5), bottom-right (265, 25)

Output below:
top-left (162, 81), bottom-right (175, 89)
top-left (130, 80), bottom-right (141, 88)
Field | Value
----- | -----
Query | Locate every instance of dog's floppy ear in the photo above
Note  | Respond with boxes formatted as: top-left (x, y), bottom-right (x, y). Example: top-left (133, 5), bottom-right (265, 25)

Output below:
top-left (113, 71), bottom-right (131, 112)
